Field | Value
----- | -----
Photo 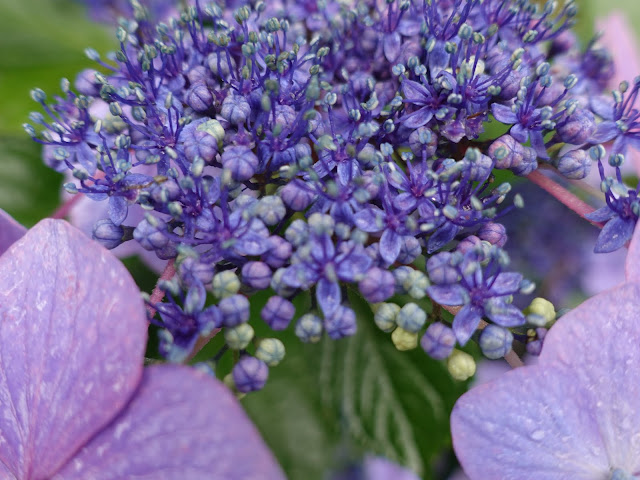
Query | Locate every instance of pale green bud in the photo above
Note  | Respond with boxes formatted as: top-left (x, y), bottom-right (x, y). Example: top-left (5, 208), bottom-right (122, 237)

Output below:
top-left (447, 350), bottom-right (476, 381)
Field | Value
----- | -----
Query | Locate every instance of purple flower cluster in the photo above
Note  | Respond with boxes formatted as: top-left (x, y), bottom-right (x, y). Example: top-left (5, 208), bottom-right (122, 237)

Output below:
top-left (26, 0), bottom-right (640, 389)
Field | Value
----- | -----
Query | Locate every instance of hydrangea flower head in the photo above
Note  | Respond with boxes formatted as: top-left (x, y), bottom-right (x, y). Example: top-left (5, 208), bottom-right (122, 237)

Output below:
top-left (451, 223), bottom-right (640, 479)
top-left (0, 211), bottom-right (283, 479)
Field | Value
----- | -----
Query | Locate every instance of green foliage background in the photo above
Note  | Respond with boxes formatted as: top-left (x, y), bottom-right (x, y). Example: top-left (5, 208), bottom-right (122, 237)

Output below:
top-left (0, 0), bottom-right (637, 478)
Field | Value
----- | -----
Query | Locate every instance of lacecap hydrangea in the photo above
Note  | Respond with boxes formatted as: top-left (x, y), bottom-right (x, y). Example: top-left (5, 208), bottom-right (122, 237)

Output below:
top-left (25, 0), bottom-right (640, 390)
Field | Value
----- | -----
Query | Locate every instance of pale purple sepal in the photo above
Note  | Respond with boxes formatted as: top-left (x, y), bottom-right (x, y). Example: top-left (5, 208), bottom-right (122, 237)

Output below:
top-left (452, 279), bottom-right (640, 478)
top-left (0, 209), bottom-right (26, 256)
top-left (626, 219), bottom-right (640, 283)
top-left (362, 456), bottom-right (420, 480)
top-left (452, 363), bottom-right (610, 479)
top-left (54, 366), bottom-right (286, 480)
top-left (0, 219), bottom-right (147, 479)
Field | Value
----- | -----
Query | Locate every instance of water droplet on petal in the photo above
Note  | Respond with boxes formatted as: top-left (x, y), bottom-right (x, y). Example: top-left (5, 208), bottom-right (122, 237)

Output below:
top-left (530, 429), bottom-right (545, 441)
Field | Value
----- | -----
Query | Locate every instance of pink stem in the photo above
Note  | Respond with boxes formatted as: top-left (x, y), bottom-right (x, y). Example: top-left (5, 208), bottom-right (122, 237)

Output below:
top-left (527, 170), bottom-right (604, 229)
top-left (145, 260), bottom-right (176, 317)
top-left (50, 194), bottom-right (84, 219)
top-left (145, 259), bottom-right (219, 362)
top-left (440, 305), bottom-right (524, 369)
top-left (186, 329), bottom-right (221, 362)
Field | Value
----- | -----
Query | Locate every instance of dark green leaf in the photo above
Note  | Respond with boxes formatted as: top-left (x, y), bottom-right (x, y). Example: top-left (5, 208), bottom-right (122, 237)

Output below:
top-left (0, 136), bottom-right (62, 226)
top-left (0, 0), bottom-right (116, 134)
top-left (242, 291), bottom-right (469, 479)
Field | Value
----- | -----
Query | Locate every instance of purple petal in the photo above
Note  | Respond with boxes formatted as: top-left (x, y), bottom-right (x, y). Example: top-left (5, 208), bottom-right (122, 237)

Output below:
top-left (379, 229), bottom-right (402, 264)
top-left (491, 103), bottom-right (518, 124)
top-left (611, 134), bottom-right (629, 157)
top-left (354, 206), bottom-right (384, 233)
top-left (0, 209), bottom-right (26, 256)
top-left (316, 277), bottom-right (342, 315)
top-left (401, 107), bottom-right (434, 129)
top-left (509, 123), bottom-right (529, 143)
top-left (54, 366), bottom-right (285, 480)
top-left (451, 364), bottom-right (610, 479)
top-left (483, 298), bottom-right (525, 327)
top-left (337, 160), bottom-right (357, 185)
top-left (585, 206), bottom-right (616, 222)
top-left (393, 192), bottom-right (418, 212)
top-left (336, 252), bottom-right (371, 281)
top-left (488, 272), bottom-right (523, 296)
top-left (590, 95), bottom-right (614, 120)
top-left (383, 32), bottom-right (402, 62)
top-left (0, 220), bottom-right (147, 479)
top-left (362, 456), bottom-right (420, 480)
top-left (108, 195), bottom-right (128, 226)
top-left (534, 284), bottom-right (640, 473)
top-left (427, 221), bottom-right (459, 253)
top-left (452, 304), bottom-right (482, 345)
top-left (591, 121), bottom-right (618, 143)
top-left (594, 215), bottom-right (635, 253)
top-left (281, 263), bottom-right (312, 288)
top-left (427, 284), bottom-right (469, 306)
top-left (626, 135), bottom-right (640, 154)
top-left (397, 18), bottom-right (421, 36)
top-left (626, 218), bottom-right (640, 282)
top-left (529, 130), bottom-right (549, 160)
top-left (401, 79), bottom-right (430, 103)
top-left (75, 141), bottom-right (97, 175)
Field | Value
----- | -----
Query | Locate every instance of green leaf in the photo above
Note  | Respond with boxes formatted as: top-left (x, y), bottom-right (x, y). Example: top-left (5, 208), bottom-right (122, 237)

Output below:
top-left (0, 0), bottom-right (116, 135)
top-left (0, 136), bottom-right (62, 226)
top-left (242, 291), bottom-right (469, 479)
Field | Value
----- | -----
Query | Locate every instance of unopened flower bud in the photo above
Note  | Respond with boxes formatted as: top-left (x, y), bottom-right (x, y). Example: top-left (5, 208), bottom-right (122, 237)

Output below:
top-left (241, 261), bottom-right (272, 290)
top-left (391, 327), bottom-right (419, 351)
top-left (421, 322), bottom-right (456, 360)
top-left (92, 219), bottom-right (126, 250)
top-left (479, 325), bottom-right (513, 359)
top-left (212, 271), bottom-right (241, 299)
top-left (557, 109), bottom-right (595, 145)
top-left (396, 303), bottom-right (427, 333)
top-left (447, 350), bottom-right (476, 381)
top-left (427, 252), bottom-right (458, 284)
top-left (255, 338), bottom-right (286, 366)
top-left (295, 313), bottom-right (323, 342)
top-left (261, 295), bottom-right (295, 330)
top-left (219, 294), bottom-right (250, 327)
top-left (359, 267), bottom-right (395, 303)
top-left (525, 297), bottom-right (556, 326)
top-left (555, 149), bottom-right (590, 179)
top-left (232, 356), bottom-right (269, 393)
top-left (324, 305), bottom-right (357, 339)
top-left (225, 323), bottom-right (255, 350)
top-left (488, 134), bottom-right (537, 176)
top-left (221, 145), bottom-right (258, 181)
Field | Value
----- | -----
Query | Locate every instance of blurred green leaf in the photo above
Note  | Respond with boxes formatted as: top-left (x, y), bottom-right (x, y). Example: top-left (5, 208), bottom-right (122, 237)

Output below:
top-left (0, 0), bottom-right (116, 134)
top-left (242, 292), bottom-right (468, 480)
top-left (0, 136), bottom-right (62, 226)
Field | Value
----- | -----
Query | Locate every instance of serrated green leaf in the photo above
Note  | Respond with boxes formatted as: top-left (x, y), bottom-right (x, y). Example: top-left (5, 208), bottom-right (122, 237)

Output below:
top-left (242, 291), bottom-right (468, 480)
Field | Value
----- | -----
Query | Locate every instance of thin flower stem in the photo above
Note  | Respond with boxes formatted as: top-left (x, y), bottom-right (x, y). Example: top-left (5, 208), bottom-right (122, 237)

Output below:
top-left (50, 194), bottom-right (84, 219)
top-left (526, 170), bottom-right (604, 229)
top-left (145, 259), bottom-right (220, 362)
top-left (440, 304), bottom-right (524, 369)
top-left (186, 329), bottom-right (221, 363)
top-left (145, 259), bottom-right (176, 317)
top-left (51, 171), bottom-right (105, 219)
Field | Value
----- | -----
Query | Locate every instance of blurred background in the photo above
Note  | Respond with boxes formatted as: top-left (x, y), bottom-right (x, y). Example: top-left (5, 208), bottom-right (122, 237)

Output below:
top-left (0, 1), bottom-right (638, 478)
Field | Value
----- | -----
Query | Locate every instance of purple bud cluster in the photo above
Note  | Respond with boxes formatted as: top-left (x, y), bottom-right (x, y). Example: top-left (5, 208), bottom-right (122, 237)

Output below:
top-left (27, 0), bottom-right (639, 389)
